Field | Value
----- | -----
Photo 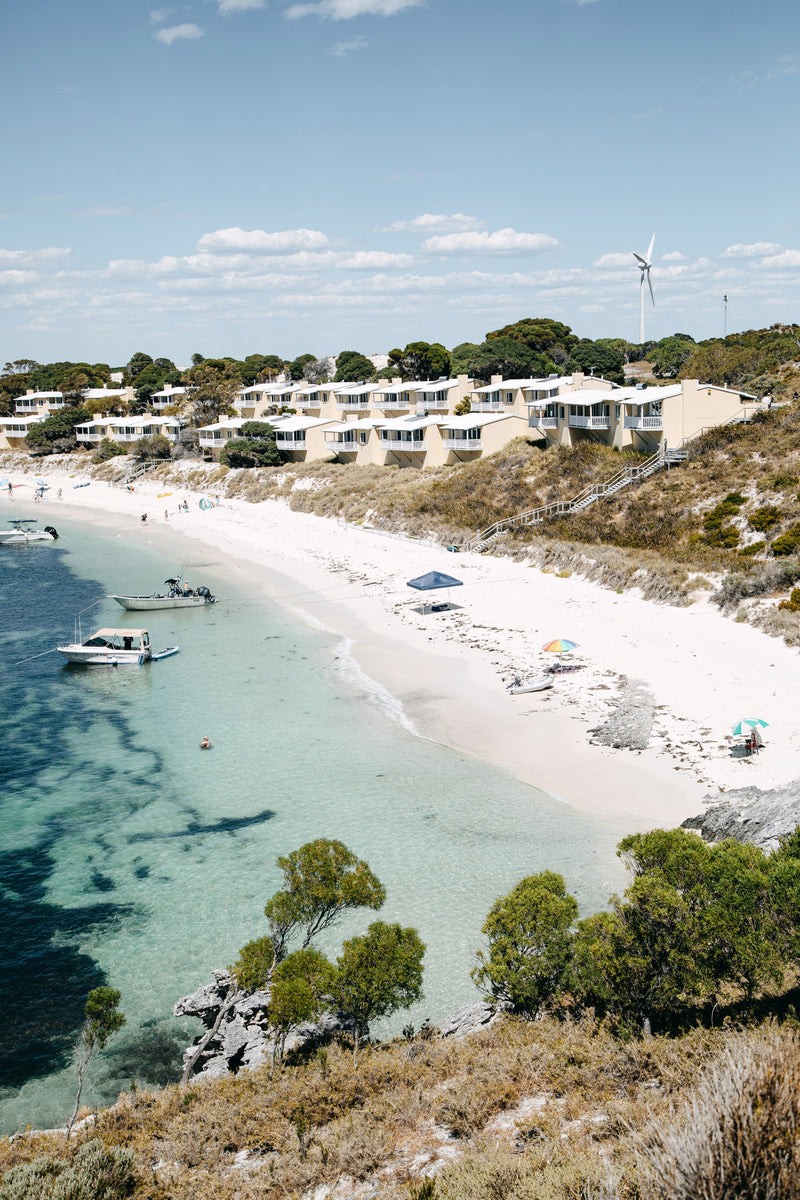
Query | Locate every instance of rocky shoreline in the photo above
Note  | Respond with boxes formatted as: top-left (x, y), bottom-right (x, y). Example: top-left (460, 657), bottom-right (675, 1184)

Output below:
top-left (683, 779), bottom-right (800, 853)
top-left (174, 970), bottom-right (503, 1082)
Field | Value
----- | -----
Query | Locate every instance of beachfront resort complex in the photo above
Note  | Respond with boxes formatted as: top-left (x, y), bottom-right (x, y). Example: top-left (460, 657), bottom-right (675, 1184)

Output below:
top-left (0, 371), bottom-right (759, 467)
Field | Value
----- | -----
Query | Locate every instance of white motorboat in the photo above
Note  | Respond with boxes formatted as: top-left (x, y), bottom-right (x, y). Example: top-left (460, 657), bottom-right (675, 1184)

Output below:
top-left (56, 627), bottom-right (179, 665)
top-left (0, 519), bottom-right (59, 545)
top-left (109, 577), bottom-right (216, 611)
top-left (507, 675), bottom-right (553, 695)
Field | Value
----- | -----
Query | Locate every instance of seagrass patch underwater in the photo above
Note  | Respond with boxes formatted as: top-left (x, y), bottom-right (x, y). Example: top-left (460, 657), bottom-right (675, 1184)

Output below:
top-left (0, 517), bottom-right (628, 1133)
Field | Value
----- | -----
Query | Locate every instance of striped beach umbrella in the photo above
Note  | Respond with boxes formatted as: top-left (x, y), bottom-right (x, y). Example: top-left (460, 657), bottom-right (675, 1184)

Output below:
top-left (732, 718), bottom-right (769, 736)
top-left (542, 638), bottom-right (579, 654)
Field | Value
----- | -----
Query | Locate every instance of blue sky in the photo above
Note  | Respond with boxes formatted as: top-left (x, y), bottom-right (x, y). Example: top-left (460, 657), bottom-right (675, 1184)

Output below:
top-left (2, 0), bottom-right (799, 367)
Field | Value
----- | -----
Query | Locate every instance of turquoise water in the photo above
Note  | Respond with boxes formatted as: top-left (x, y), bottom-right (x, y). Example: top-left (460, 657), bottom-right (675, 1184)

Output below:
top-left (0, 515), bottom-right (630, 1133)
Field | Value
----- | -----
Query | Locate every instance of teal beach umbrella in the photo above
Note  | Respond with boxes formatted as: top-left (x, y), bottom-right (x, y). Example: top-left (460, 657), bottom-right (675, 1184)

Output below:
top-left (732, 718), bottom-right (769, 736)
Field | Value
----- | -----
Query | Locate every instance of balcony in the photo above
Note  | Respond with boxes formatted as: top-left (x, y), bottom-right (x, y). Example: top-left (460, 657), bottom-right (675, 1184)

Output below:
top-left (443, 436), bottom-right (482, 450)
top-left (569, 414), bottom-right (610, 429)
top-left (380, 437), bottom-right (426, 451)
top-left (416, 397), bottom-right (450, 410)
top-left (375, 398), bottom-right (413, 410)
top-left (335, 398), bottom-right (371, 410)
top-left (529, 416), bottom-right (559, 429)
top-left (324, 434), bottom-right (359, 450)
top-left (276, 435), bottom-right (307, 450)
top-left (296, 396), bottom-right (323, 409)
top-left (199, 433), bottom-right (232, 448)
top-left (469, 400), bottom-right (505, 412)
top-left (624, 414), bottom-right (663, 430)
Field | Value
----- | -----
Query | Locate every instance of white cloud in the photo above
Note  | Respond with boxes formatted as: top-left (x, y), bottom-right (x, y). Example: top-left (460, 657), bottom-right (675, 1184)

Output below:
top-left (762, 250), bottom-right (800, 269)
top-left (197, 226), bottom-right (329, 253)
top-left (0, 247), bottom-right (71, 265)
top-left (765, 54), bottom-right (800, 81)
top-left (329, 35), bottom-right (368, 55)
top-left (0, 270), bottom-right (39, 288)
top-left (285, 0), bottom-right (422, 20)
top-left (337, 251), bottom-right (414, 269)
top-left (594, 251), bottom-right (636, 268)
top-left (216, 0), bottom-right (265, 12)
top-left (721, 242), bottom-right (783, 259)
top-left (382, 212), bottom-right (482, 234)
top-left (150, 8), bottom-right (172, 21)
top-left (422, 228), bottom-right (560, 256)
top-left (661, 251), bottom-right (686, 262)
top-left (154, 23), bottom-right (204, 44)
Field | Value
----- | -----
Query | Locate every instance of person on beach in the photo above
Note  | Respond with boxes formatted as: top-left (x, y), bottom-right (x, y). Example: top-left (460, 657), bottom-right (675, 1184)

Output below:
top-left (164, 509), bottom-right (169, 521)
top-left (200, 736), bottom-right (211, 750)
top-left (141, 512), bottom-right (148, 524)
top-left (57, 488), bottom-right (62, 500)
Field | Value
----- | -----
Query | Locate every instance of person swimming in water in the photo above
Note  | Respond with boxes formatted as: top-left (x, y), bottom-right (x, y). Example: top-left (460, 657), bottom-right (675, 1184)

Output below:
top-left (200, 736), bottom-right (211, 749)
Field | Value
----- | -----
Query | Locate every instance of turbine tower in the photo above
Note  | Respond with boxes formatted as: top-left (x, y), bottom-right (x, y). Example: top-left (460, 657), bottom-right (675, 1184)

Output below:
top-left (633, 233), bottom-right (655, 343)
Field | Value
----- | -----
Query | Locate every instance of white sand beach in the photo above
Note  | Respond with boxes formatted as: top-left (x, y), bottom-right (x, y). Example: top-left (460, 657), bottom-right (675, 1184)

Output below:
top-left (8, 461), bottom-right (800, 830)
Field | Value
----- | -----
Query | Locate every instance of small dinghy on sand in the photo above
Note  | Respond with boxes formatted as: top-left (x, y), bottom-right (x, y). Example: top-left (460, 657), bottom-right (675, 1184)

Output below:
top-left (507, 675), bottom-right (553, 695)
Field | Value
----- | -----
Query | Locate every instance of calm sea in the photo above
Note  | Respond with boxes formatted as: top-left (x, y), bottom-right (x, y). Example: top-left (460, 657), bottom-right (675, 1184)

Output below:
top-left (0, 513), bottom-right (630, 1133)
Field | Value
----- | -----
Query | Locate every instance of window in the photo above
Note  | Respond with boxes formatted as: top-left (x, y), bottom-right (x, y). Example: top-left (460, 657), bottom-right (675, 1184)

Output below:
top-left (559, 406), bottom-right (565, 419)
top-left (506, 392), bottom-right (513, 404)
top-left (615, 404), bottom-right (620, 418)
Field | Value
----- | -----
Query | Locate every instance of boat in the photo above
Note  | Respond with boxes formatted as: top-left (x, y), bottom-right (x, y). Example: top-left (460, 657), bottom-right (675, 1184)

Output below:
top-left (507, 675), bottom-right (553, 695)
top-left (109, 578), bottom-right (216, 611)
top-left (0, 519), bottom-right (59, 545)
top-left (56, 627), bottom-right (179, 665)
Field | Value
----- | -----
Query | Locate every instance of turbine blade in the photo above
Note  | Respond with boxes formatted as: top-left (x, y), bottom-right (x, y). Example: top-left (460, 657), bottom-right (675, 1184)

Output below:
top-left (647, 270), bottom-right (655, 307)
top-left (633, 252), bottom-right (647, 265)
top-left (647, 232), bottom-right (655, 261)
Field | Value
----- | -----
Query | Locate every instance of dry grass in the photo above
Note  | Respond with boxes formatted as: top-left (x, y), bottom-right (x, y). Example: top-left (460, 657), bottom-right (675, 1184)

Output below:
top-left (0, 1015), bottom-right (748, 1200)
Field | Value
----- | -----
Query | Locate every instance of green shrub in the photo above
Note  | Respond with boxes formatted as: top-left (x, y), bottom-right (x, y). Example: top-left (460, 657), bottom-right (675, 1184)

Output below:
top-left (738, 541), bottom-right (765, 557)
top-left (772, 523), bottom-right (800, 556)
top-left (92, 438), bottom-right (127, 464)
top-left (134, 433), bottom-right (171, 461)
top-left (778, 588), bottom-right (800, 612)
top-left (748, 505), bottom-right (782, 532)
top-left (0, 1139), bottom-right (135, 1200)
top-left (772, 471), bottom-right (798, 489)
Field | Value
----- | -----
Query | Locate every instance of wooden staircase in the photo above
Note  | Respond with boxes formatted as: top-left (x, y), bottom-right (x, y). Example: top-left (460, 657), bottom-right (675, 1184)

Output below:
top-left (463, 445), bottom-right (689, 552)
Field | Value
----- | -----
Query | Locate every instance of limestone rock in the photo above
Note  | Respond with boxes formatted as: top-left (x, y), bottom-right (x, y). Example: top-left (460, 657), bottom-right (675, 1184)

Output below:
top-left (683, 779), bottom-right (800, 853)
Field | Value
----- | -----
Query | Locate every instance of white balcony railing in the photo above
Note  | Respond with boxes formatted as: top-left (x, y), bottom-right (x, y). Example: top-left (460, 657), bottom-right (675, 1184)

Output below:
top-left (443, 437), bottom-right (482, 450)
top-left (416, 397), bottom-right (449, 410)
top-left (199, 433), bottom-right (232, 447)
top-left (336, 398), bottom-right (371, 410)
top-left (624, 415), bottom-right (663, 430)
top-left (469, 400), bottom-right (505, 412)
top-left (569, 415), bottom-right (610, 429)
top-left (276, 437), bottom-right (307, 450)
top-left (324, 435), bottom-right (359, 450)
top-left (375, 398), bottom-right (413, 410)
top-left (529, 416), bottom-right (559, 429)
top-left (380, 438), bottom-right (427, 451)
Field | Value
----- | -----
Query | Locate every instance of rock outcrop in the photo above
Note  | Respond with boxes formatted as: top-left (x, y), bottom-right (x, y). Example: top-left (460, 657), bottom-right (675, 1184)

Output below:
top-left (683, 780), bottom-right (800, 853)
top-left (174, 970), bottom-right (359, 1081)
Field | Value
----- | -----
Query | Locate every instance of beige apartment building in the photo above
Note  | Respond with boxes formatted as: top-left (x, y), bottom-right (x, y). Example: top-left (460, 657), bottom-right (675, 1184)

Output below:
top-left (527, 379), bottom-right (758, 451)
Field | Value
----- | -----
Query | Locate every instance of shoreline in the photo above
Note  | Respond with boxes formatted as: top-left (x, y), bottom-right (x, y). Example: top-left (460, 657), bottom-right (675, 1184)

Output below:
top-left (7, 457), bottom-right (800, 830)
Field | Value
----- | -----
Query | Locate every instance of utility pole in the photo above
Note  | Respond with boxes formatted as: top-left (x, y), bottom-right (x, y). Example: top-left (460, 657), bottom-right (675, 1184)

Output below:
top-left (723, 294), bottom-right (728, 339)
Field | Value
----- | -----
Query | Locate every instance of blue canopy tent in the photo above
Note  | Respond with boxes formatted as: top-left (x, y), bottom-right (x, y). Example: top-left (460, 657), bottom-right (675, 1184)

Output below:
top-left (406, 570), bottom-right (463, 612)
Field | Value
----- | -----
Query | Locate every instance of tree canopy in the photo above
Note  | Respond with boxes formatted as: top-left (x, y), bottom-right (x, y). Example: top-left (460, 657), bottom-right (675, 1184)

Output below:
top-left (264, 838), bottom-right (386, 963)
top-left (334, 351), bottom-right (374, 382)
top-left (181, 359), bottom-right (241, 425)
top-left (387, 341), bottom-right (451, 381)
top-left (568, 338), bottom-right (625, 385)
top-left (330, 921), bottom-right (425, 1058)
top-left (464, 337), bottom-right (554, 384)
top-left (472, 871), bottom-right (577, 1016)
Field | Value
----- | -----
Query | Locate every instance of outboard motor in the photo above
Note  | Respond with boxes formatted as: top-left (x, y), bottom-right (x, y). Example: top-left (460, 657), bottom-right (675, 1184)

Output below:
top-left (196, 586), bottom-right (215, 602)
top-left (43, 526), bottom-right (59, 539)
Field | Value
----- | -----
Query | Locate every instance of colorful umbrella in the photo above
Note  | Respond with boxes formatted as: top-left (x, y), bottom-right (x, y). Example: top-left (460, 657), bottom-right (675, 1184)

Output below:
top-left (732, 718), bottom-right (769, 736)
top-left (542, 638), bottom-right (579, 653)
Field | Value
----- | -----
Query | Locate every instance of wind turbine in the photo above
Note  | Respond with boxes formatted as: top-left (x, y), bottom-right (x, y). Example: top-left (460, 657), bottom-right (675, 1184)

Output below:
top-left (633, 233), bottom-right (655, 343)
